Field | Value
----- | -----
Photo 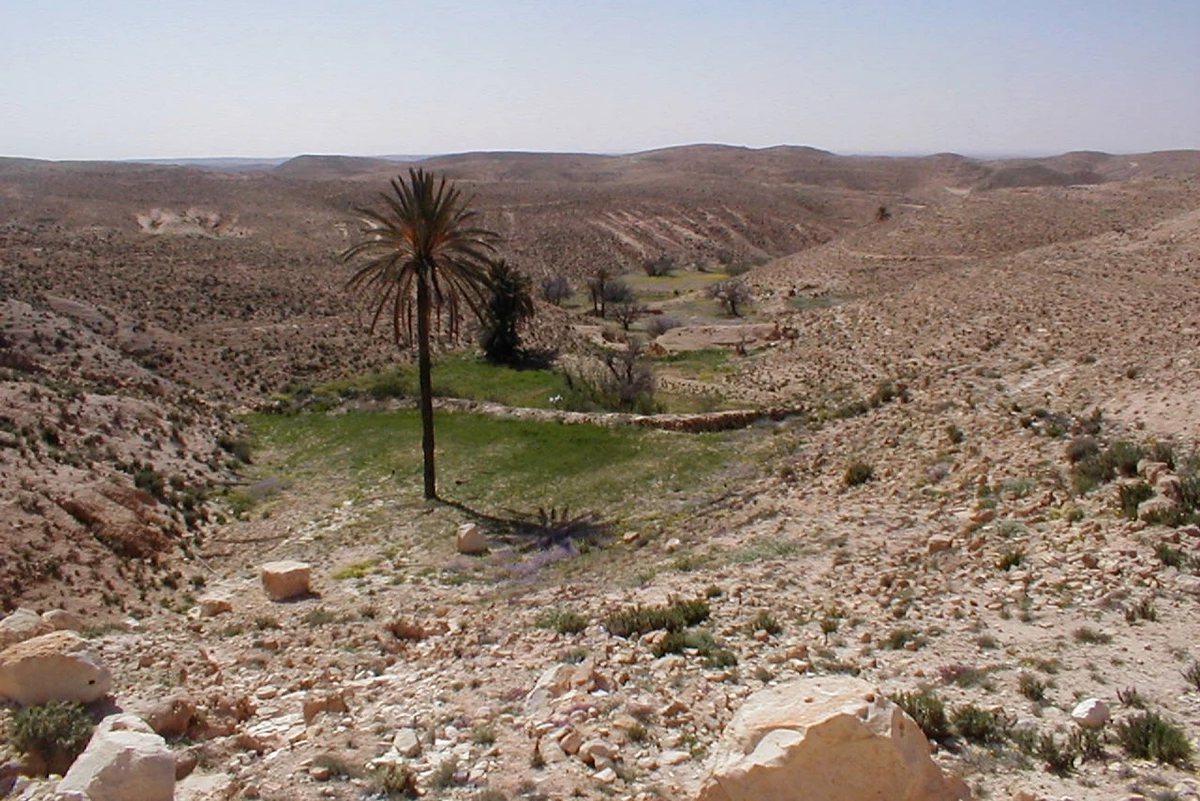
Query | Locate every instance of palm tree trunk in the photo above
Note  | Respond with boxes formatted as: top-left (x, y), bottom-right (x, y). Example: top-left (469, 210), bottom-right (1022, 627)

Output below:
top-left (415, 272), bottom-right (437, 500)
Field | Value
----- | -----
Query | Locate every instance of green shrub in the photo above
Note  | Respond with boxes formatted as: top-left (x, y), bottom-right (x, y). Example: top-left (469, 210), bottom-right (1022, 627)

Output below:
top-left (1065, 437), bottom-right (1101, 464)
top-left (1109, 441), bottom-right (1144, 477)
top-left (535, 608), bottom-right (588, 635)
top-left (884, 627), bottom-right (924, 650)
top-left (1072, 627), bottom-right (1112, 645)
top-left (1072, 453), bottom-right (1114, 494)
top-left (1124, 597), bottom-right (1158, 624)
top-left (1119, 482), bottom-right (1155, 520)
top-left (996, 549), bottom-right (1025, 571)
top-left (844, 460), bottom-right (874, 487)
top-left (1183, 661), bottom-right (1200, 691)
top-left (370, 762), bottom-right (419, 797)
top-left (1115, 711), bottom-right (1193, 766)
top-left (951, 704), bottom-right (1011, 745)
top-left (1018, 672), bottom-right (1049, 702)
top-left (1038, 731), bottom-right (1076, 776)
top-left (748, 610), bottom-right (783, 636)
top-left (9, 701), bottom-right (94, 775)
top-left (890, 688), bottom-right (950, 743)
top-left (605, 598), bottom-right (710, 638)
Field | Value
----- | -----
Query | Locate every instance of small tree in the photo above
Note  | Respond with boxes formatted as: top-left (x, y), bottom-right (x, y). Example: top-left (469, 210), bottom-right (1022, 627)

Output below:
top-left (540, 273), bottom-right (571, 305)
top-left (609, 298), bottom-right (647, 331)
top-left (642, 253), bottom-right (676, 277)
top-left (586, 267), bottom-right (634, 317)
top-left (480, 260), bottom-right (535, 365)
top-left (707, 278), bottom-right (752, 317)
top-left (602, 339), bottom-right (657, 412)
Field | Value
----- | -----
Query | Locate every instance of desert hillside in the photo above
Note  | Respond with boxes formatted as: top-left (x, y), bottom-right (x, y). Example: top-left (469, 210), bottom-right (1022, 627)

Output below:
top-left (1, 147), bottom-right (1199, 801)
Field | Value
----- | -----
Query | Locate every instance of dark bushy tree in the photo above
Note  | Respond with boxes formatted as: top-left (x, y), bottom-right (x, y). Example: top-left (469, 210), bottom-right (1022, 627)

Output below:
top-left (481, 260), bottom-right (535, 365)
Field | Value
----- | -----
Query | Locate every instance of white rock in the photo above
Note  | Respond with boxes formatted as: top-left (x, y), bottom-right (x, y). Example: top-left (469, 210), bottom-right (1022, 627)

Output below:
top-left (42, 609), bottom-right (82, 631)
top-left (1178, 574), bottom-right (1200, 597)
top-left (197, 594), bottom-right (233, 617)
top-left (696, 675), bottom-right (970, 801)
top-left (660, 749), bottom-right (691, 765)
top-left (0, 608), bottom-right (52, 649)
top-left (57, 714), bottom-right (175, 801)
top-left (456, 523), bottom-right (489, 555)
top-left (1071, 698), bottom-right (1110, 729)
top-left (260, 561), bottom-right (311, 601)
top-left (392, 728), bottom-right (422, 758)
top-left (0, 631), bottom-right (111, 706)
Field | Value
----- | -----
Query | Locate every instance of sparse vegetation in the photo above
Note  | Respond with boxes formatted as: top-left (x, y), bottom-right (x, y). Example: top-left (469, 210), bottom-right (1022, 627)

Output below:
top-left (1115, 711), bottom-right (1193, 766)
top-left (951, 704), bottom-right (1011, 744)
top-left (844, 460), bottom-right (874, 487)
top-left (8, 701), bottom-right (94, 775)
top-left (890, 688), bottom-right (951, 744)
top-left (605, 598), bottom-right (710, 638)
top-left (536, 608), bottom-right (589, 635)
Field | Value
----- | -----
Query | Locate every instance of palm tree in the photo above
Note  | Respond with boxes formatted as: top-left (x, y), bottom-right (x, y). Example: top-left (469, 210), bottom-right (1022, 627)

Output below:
top-left (342, 169), bottom-right (500, 499)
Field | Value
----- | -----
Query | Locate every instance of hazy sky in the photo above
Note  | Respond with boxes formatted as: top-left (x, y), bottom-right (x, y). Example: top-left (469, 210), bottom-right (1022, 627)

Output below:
top-left (2, 0), bottom-right (1198, 160)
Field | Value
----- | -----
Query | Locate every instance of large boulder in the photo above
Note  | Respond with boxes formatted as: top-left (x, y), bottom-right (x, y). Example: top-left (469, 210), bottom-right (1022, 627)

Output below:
top-left (56, 714), bottom-right (175, 801)
top-left (0, 631), bottom-right (112, 706)
top-left (0, 608), bottom-right (53, 649)
top-left (260, 560), bottom-right (311, 601)
top-left (696, 676), bottom-right (971, 801)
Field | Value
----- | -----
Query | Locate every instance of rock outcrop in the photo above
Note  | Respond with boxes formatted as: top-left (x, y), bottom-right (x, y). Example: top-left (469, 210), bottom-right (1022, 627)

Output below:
top-left (0, 631), bottom-right (112, 706)
top-left (696, 676), bottom-right (971, 801)
top-left (56, 714), bottom-right (175, 801)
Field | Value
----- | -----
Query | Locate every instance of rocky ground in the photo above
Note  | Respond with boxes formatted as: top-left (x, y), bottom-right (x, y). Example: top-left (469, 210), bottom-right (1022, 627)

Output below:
top-left (1, 149), bottom-right (1199, 800)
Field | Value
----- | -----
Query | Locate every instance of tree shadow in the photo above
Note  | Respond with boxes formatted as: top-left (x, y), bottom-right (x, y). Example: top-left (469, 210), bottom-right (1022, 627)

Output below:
top-left (435, 497), bottom-right (610, 550)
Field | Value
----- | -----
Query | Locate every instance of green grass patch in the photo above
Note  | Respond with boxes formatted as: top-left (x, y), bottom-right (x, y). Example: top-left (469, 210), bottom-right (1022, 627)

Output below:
top-left (247, 408), bottom-right (734, 512)
top-left (315, 353), bottom-right (571, 409)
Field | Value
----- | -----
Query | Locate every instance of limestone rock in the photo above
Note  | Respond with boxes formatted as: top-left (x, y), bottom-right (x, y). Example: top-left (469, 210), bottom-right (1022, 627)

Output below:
top-left (0, 609), bottom-right (53, 649)
top-left (1071, 698), bottom-right (1110, 729)
top-left (0, 631), bottom-right (112, 706)
top-left (696, 675), bottom-right (971, 801)
top-left (56, 714), bottom-right (175, 801)
top-left (456, 522), bottom-right (489, 555)
top-left (140, 693), bottom-right (198, 738)
top-left (197, 594), bottom-right (233, 617)
top-left (42, 610), bottom-right (83, 632)
top-left (260, 561), bottom-right (311, 601)
top-left (392, 728), bottom-right (422, 758)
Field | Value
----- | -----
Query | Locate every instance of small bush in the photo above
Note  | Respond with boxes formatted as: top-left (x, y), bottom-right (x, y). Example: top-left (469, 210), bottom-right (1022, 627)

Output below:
top-left (535, 608), bottom-right (588, 635)
top-left (645, 315), bottom-right (683, 337)
top-left (1115, 711), bottom-right (1193, 766)
top-left (605, 598), bottom-right (710, 638)
top-left (1124, 597), bottom-right (1158, 624)
top-left (370, 762), bottom-right (419, 797)
top-left (471, 723), bottom-right (496, 745)
top-left (884, 627), bottom-right (924, 650)
top-left (9, 701), bottom-right (94, 775)
top-left (1018, 672), bottom-right (1049, 702)
top-left (1038, 731), bottom-right (1076, 776)
top-left (890, 688), bottom-right (951, 743)
top-left (844, 461), bottom-right (874, 487)
top-left (1072, 627), bottom-right (1112, 645)
top-left (951, 704), bottom-right (1011, 745)
top-left (996, 549), bottom-right (1025, 571)
top-left (748, 610), bottom-right (783, 636)
top-left (1155, 542), bottom-right (1187, 568)
top-left (1117, 686), bottom-right (1148, 709)
top-left (429, 758), bottom-right (464, 789)
top-left (1069, 727), bottom-right (1106, 763)
top-left (1183, 661), bottom-right (1200, 691)
top-left (1109, 441), bottom-right (1144, 477)
top-left (1065, 437), bottom-right (1101, 464)
top-left (1119, 482), bottom-right (1155, 520)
